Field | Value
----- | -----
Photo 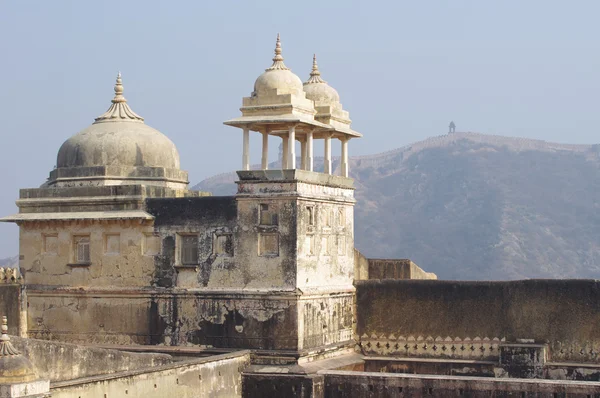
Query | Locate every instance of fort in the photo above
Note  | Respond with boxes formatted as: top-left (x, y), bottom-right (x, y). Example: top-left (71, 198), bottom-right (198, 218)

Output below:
top-left (0, 36), bottom-right (598, 397)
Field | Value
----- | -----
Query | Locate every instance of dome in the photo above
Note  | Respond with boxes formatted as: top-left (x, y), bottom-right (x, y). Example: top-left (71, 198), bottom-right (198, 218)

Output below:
top-left (252, 34), bottom-right (304, 97)
top-left (254, 69), bottom-right (304, 97)
top-left (57, 73), bottom-right (180, 170)
top-left (303, 54), bottom-right (340, 106)
top-left (48, 74), bottom-right (188, 189)
top-left (57, 122), bottom-right (180, 169)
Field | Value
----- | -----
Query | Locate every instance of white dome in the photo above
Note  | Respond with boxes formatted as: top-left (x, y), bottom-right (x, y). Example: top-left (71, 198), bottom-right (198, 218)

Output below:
top-left (304, 82), bottom-right (340, 105)
top-left (254, 69), bottom-right (304, 97)
top-left (252, 34), bottom-right (303, 97)
top-left (303, 55), bottom-right (340, 106)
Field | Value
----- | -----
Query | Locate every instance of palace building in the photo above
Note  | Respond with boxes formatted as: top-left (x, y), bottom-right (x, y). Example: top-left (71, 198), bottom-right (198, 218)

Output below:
top-left (1, 36), bottom-right (599, 397)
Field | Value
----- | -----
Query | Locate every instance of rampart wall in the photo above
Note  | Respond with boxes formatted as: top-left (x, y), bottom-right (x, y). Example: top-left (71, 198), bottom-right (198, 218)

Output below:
top-left (356, 279), bottom-right (600, 363)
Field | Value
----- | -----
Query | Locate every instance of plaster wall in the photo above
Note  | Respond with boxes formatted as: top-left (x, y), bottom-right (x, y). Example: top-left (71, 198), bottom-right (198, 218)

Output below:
top-left (19, 221), bottom-right (156, 287)
top-left (50, 351), bottom-right (250, 398)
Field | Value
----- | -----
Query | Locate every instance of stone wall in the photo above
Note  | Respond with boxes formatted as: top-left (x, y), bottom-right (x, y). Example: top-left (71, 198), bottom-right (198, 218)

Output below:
top-left (50, 351), bottom-right (250, 398)
top-left (320, 370), bottom-right (600, 397)
top-left (145, 196), bottom-right (238, 289)
top-left (356, 279), bottom-right (600, 363)
top-left (367, 259), bottom-right (437, 280)
top-left (11, 336), bottom-right (172, 382)
top-left (0, 284), bottom-right (23, 335)
top-left (354, 250), bottom-right (369, 281)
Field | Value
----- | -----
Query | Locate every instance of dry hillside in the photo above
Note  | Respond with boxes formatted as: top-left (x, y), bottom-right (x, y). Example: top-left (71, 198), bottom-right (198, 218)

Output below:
top-left (194, 132), bottom-right (600, 280)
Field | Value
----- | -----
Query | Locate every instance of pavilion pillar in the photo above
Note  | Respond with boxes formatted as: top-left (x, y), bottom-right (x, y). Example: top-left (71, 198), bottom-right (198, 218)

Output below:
top-left (307, 130), bottom-right (314, 172)
top-left (242, 128), bottom-right (250, 171)
top-left (341, 137), bottom-right (349, 177)
top-left (324, 133), bottom-right (332, 175)
top-left (261, 130), bottom-right (269, 169)
top-left (300, 138), bottom-right (307, 170)
top-left (288, 125), bottom-right (296, 169)
top-left (282, 135), bottom-right (289, 169)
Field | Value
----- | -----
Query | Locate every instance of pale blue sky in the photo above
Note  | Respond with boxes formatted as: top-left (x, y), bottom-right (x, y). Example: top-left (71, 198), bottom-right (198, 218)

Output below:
top-left (0, 1), bottom-right (599, 257)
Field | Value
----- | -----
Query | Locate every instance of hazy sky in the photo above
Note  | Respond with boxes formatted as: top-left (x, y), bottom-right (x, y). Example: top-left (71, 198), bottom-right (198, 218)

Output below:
top-left (0, 1), bottom-right (599, 258)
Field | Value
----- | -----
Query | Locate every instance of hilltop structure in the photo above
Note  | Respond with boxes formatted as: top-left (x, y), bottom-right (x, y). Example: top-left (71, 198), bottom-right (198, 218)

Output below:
top-left (0, 35), bottom-right (599, 397)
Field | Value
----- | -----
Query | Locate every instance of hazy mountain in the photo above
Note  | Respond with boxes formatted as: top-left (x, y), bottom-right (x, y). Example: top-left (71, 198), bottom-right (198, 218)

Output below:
top-left (0, 256), bottom-right (18, 269)
top-left (194, 132), bottom-right (600, 280)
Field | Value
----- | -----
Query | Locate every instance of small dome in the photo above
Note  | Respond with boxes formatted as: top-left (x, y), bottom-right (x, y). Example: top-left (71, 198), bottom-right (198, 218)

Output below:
top-left (303, 54), bottom-right (340, 106)
top-left (56, 73), bottom-right (181, 170)
top-left (252, 34), bottom-right (304, 97)
top-left (0, 317), bottom-right (38, 384)
top-left (254, 70), bottom-right (304, 97)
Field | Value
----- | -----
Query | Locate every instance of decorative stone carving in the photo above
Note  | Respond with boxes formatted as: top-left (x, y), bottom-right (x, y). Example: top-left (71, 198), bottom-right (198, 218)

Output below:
top-left (359, 334), bottom-right (504, 360)
top-left (0, 269), bottom-right (21, 284)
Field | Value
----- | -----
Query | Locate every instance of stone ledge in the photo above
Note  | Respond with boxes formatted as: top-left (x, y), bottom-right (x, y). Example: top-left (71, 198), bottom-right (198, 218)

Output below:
top-left (236, 169), bottom-right (354, 189)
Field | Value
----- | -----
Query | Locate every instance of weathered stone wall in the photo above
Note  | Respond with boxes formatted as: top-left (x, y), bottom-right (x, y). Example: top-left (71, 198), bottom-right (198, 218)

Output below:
top-left (298, 294), bottom-right (354, 351)
top-left (356, 279), bottom-right (600, 363)
top-left (354, 249), bottom-right (369, 281)
top-left (296, 197), bottom-right (355, 290)
top-left (320, 370), bottom-right (600, 397)
top-left (50, 351), bottom-right (250, 398)
top-left (243, 373), bottom-right (324, 398)
top-left (26, 290), bottom-right (155, 344)
top-left (11, 336), bottom-right (172, 382)
top-left (20, 221), bottom-right (157, 288)
top-left (367, 259), bottom-right (437, 280)
top-left (145, 196), bottom-right (238, 288)
top-left (0, 284), bottom-right (23, 335)
top-left (158, 292), bottom-right (300, 350)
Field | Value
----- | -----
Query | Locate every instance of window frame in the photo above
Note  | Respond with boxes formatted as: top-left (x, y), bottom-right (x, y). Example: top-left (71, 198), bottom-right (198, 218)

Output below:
top-left (72, 235), bottom-right (91, 265)
top-left (179, 234), bottom-right (199, 266)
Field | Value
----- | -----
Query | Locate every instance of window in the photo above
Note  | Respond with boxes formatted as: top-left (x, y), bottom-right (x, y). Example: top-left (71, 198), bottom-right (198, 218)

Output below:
top-left (180, 235), bottom-right (199, 265)
top-left (43, 234), bottom-right (58, 255)
top-left (258, 233), bottom-right (279, 256)
top-left (306, 206), bottom-right (315, 226)
top-left (104, 234), bottom-right (120, 255)
top-left (213, 234), bottom-right (233, 257)
top-left (73, 236), bottom-right (90, 264)
top-left (259, 204), bottom-right (278, 225)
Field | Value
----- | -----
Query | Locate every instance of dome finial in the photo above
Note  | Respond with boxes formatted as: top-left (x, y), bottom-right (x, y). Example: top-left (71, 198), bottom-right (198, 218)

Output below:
top-left (113, 71), bottom-right (125, 103)
top-left (94, 73), bottom-right (144, 123)
top-left (305, 54), bottom-right (326, 84)
top-left (0, 316), bottom-right (20, 356)
top-left (267, 33), bottom-right (290, 71)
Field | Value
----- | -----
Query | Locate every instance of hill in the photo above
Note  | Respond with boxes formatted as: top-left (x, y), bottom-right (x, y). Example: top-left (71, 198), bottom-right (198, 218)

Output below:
top-left (0, 255), bottom-right (18, 269)
top-left (194, 132), bottom-right (600, 280)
